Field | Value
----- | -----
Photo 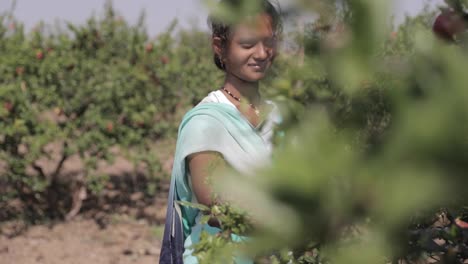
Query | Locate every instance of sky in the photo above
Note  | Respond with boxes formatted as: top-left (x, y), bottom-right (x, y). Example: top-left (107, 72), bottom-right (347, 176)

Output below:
top-left (0, 0), bottom-right (445, 36)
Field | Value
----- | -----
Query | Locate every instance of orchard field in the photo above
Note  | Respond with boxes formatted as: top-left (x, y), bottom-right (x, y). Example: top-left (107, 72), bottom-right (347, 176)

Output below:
top-left (2, 0), bottom-right (468, 263)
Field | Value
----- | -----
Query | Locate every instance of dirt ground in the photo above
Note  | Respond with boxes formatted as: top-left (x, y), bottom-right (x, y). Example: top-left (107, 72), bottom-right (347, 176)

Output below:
top-left (0, 216), bottom-right (163, 264)
top-left (0, 138), bottom-right (176, 264)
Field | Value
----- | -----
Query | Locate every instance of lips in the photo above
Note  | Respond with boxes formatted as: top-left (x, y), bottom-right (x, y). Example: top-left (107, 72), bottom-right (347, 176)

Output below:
top-left (248, 63), bottom-right (266, 71)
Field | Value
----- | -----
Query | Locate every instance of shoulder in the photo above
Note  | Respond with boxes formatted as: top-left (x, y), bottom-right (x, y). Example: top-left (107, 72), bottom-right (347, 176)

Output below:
top-left (198, 91), bottom-right (219, 104)
top-left (199, 90), bottom-right (227, 104)
top-left (180, 111), bottom-right (225, 134)
top-left (178, 103), bottom-right (234, 138)
top-left (198, 90), bottom-right (236, 108)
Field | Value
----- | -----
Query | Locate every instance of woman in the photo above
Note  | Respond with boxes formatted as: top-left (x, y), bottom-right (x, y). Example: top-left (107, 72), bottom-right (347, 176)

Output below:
top-left (160, 1), bottom-right (282, 263)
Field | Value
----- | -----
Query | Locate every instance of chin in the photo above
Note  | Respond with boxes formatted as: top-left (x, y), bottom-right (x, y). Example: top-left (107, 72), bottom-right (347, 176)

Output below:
top-left (234, 69), bottom-right (268, 82)
top-left (243, 76), bottom-right (265, 83)
top-left (245, 72), bottom-right (267, 82)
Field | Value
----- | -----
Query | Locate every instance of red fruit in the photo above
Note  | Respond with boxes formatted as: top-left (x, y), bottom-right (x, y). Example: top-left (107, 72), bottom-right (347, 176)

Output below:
top-left (433, 10), bottom-right (467, 41)
top-left (161, 56), bottom-right (169, 64)
top-left (8, 22), bottom-right (15, 31)
top-left (145, 43), bottom-right (153, 53)
top-left (106, 122), bottom-right (114, 133)
top-left (15, 67), bottom-right (25, 76)
top-left (36, 50), bottom-right (44, 60)
top-left (4, 102), bottom-right (13, 112)
top-left (390, 31), bottom-right (398, 41)
top-left (135, 121), bottom-right (145, 128)
top-left (455, 218), bottom-right (468, 229)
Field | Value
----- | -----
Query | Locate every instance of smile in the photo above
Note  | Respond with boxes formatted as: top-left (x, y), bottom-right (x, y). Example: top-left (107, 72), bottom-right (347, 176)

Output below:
top-left (248, 64), bottom-right (265, 71)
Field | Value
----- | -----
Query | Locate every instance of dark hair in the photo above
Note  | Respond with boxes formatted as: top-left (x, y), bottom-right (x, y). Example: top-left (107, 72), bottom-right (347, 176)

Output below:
top-left (208, 0), bottom-right (282, 71)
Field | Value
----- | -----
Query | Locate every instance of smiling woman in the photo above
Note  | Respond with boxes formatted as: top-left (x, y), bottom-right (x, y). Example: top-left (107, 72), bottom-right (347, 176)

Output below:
top-left (159, 1), bottom-right (283, 263)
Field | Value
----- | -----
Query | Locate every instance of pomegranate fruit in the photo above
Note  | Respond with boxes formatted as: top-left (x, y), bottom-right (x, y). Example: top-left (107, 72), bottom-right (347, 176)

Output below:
top-left (433, 10), bottom-right (467, 41)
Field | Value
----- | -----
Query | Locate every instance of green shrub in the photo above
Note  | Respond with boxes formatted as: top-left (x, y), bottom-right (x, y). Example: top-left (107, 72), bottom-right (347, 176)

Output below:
top-left (0, 2), bottom-right (225, 221)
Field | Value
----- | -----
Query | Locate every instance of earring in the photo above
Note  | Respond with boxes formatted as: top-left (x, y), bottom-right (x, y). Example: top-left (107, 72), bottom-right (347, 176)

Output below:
top-left (220, 58), bottom-right (226, 69)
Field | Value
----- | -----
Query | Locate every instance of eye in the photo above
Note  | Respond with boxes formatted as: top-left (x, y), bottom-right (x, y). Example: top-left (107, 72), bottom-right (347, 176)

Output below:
top-left (241, 43), bottom-right (255, 49)
top-left (239, 38), bottom-right (258, 49)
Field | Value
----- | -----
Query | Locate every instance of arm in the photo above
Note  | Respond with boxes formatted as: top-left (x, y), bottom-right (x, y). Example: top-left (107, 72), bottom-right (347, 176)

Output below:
top-left (187, 151), bottom-right (226, 207)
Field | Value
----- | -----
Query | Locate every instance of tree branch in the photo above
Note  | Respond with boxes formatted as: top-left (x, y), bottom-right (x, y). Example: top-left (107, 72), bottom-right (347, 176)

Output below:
top-left (52, 141), bottom-right (69, 181)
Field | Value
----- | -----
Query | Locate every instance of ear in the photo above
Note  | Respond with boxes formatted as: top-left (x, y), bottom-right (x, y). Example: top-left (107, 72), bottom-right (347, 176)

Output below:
top-left (212, 37), bottom-right (224, 58)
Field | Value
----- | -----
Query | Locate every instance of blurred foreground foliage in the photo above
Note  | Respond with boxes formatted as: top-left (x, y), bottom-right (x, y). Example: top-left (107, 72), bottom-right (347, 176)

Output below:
top-left (189, 0), bottom-right (468, 263)
top-left (2, 0), bottom-right (468, 262)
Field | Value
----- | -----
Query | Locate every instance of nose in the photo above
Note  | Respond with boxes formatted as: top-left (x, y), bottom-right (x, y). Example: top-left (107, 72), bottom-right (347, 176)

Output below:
top-left (253, 43), bottom-right (269, 61)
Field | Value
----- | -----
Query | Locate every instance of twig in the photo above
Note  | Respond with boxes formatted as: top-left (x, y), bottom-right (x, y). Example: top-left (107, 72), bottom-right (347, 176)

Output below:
top-left (52, 141), bottom-right (69, 180)
top-left (31, 161), bottom-right (47, 180)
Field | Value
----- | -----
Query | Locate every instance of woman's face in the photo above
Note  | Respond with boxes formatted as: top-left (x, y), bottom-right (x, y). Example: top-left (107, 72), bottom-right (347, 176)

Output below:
top-left (220, 13), bottom-right (277, 83)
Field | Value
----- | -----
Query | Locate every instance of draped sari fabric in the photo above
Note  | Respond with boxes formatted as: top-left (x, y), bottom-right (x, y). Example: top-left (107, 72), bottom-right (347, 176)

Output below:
top-left (161, 102), bottom-right (277, 264)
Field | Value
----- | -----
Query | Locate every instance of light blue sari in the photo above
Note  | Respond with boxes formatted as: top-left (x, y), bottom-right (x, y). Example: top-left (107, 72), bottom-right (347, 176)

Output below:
top-left (170, 102), bottom-right (273, 263)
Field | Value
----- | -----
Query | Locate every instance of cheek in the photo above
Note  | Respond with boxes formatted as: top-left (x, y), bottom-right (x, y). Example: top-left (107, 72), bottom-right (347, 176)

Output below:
top-left (226, 49), bottom-right (251, 67)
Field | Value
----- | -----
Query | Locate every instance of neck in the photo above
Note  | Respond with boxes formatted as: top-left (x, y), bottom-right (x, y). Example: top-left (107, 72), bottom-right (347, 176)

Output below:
top-left (222, 74), bottom-right (261, 105)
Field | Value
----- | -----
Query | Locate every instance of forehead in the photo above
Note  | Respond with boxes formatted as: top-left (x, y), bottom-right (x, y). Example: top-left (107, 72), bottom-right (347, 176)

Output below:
top-left (231, 13), bottom-right (274, 38)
